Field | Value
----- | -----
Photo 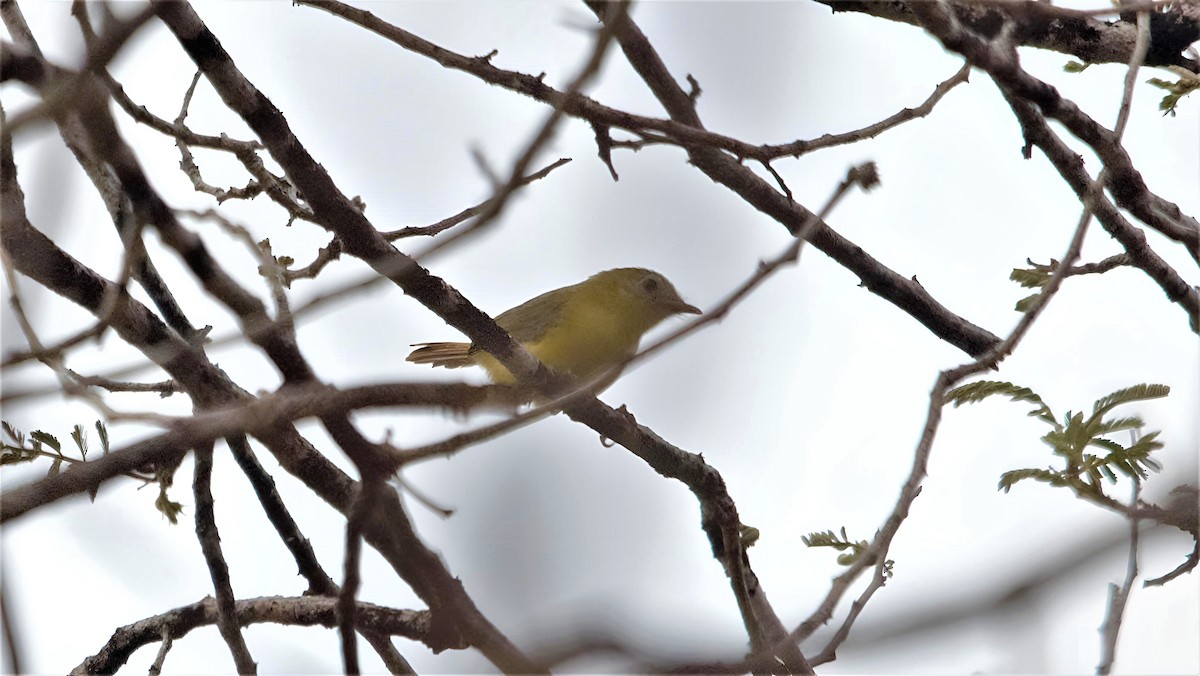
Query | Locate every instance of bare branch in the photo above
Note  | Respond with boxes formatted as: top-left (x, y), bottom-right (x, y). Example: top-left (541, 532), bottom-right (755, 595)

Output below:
top-left (907, 2), bottom-right (1200, 262)
top-left (73, 596), bottom-right (431, 675)
top-left (153, 1), bottom-right (546, 390)
top-left (815, 0), bottom-right (1200, 72)
top-left (760, 63), bottom-right (972, 158)
top-left (1, 11), bottom-right (210, 346)
top-left (339, 479), bottom-right (386, 675)
top-left (1097, 478), bottom-right (1143, 674)
top-left (381, 157), bottom-right (571, 241)
top-left (192, 443), bottom-right (258, 674)
top-left (147, 626), bottom-right (172, 675)
top-left (775, 175), bottom-right (1098, 671)
top-left (1068, 254), bottom-right (1131, 277)
top-left (0, 578), bottom-right (22, 676)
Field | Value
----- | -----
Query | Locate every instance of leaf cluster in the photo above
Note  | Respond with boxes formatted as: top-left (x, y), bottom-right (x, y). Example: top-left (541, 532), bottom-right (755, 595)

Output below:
top-left (1064, 58), bottom-right (1195, 116)
top-left (1, 420), bottom-right (183, 522)
top-left (1147, 74), bottom-right (1199, 117)
top-left (1010, 258), bottom-right (1060, 312)
top-left (803, 526), bottom-right (894, 577)
top-left (944, 382), bottom-right (1170, 498)
top-left (2, 420), bottom-right (107, 471)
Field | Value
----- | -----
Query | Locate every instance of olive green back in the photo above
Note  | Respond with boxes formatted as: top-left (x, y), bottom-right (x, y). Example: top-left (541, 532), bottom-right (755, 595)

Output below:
top-left (469, 283), bottom-right (575, 351)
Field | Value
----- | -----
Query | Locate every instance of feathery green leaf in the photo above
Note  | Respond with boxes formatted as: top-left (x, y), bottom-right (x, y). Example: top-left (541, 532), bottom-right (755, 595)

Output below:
top-left (2, 421), bottom-right (23, 445)
top-left (998, 467), bottom-right (1064, 492)
top-left (95, 421), bottom-right (110, 455)
top-left (30, 431), bottom-right (61, 454)
top-left (1086, 416), bottom-right (1144, 438)
top-left (71, 424), bottom-right (88, 459)
top-left (1015, 293), bottom-right (1042, 313)
top-left (1093, 384), bottom-right (1170, 418)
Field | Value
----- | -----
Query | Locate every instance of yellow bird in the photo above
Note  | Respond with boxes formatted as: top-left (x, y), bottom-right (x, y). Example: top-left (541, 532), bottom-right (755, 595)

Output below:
top-left (407, 268), bottom-right (701, 393)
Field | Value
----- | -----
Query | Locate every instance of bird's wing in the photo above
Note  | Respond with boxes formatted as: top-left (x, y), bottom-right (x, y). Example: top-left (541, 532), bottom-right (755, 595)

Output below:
top-left (491, 285), bottom-right (574, 344)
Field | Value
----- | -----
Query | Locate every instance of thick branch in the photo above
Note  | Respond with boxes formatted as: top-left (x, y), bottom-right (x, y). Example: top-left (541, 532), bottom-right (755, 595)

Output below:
top-left (906, 2), bottom-right (1200, 261)
top-left (0, 142), bottom-right (530, 671)
top-left (73, 596), bottom-right (430, 675)
top-left (152, 2), bottom-right (540, 374)
top-left (904, 2), bottom-right (1200, 329)
top-left (999, 87), bottom-right (1200, 329)
top-left (817, 0), bottom-right (1200, 72)
top-left (0, 380), bottom-right (514, 521)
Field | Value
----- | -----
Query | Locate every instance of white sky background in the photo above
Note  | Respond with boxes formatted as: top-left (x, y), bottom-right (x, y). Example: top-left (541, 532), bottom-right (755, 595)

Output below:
top-left (1, 1), bottom-right (1198, 674)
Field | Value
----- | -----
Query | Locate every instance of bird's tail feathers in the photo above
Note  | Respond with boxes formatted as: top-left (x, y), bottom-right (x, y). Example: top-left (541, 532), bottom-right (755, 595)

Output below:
top-left (406, 342), bottom-right (473, 368)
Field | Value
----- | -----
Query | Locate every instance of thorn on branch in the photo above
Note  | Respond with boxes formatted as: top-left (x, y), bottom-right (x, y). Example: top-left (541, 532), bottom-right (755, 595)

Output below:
top-left (590, 121), bottom-right (619, 181)
top-left (475, 48), bottom-right (499, 64)
top-left (760, 160), bottom-right (793, 202)
top-left (686, 73), bottom-right (702, 103)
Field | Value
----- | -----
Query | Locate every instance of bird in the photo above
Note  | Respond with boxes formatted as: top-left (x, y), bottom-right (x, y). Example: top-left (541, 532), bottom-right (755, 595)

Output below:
top-left (407, 268), bottom-right (701, 395)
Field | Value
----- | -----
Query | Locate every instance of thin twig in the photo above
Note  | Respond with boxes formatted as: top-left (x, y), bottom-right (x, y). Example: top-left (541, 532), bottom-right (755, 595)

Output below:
top-left (1113, 10), bottom-right (1151, 141)
top-left (1, 323), bottom-right (105, 370)
top-left (2, 4), bottom-right (158, 133)
top-left (808, 562), bottom-right (888, 666)
top-left (908, 2), bottom-right (1200, 265)
top-left (752, 173), bottom-right (1101, 674)
top-left (66, 371), bottom-right (181, 396)
top-left (192, 442), bottom-right (257, 674)
top-left (760, 64), bottom-right (972, 158)
top-left (395, 404), bottom-right (554, 465)
top-left (340, 479), bottom-right (387, 675)
top-left (0, 580), bottom-right (21, 676)
top-left (0, 247), bottom-right (118, 421)
top-left (625, 163), bottom-right (879, 378)
top-left (826, 85), bottom-right (1120, 641)
top-left (381, 157), bottom-right (571, 241)
top-left (223, 435), bottom-right (337, 594)
top-left (399, 4), bottom-right (625, 264)
top-left (0, 381), bottom-right (517, 521)
top-left (1097, 477), bottom-right (1142, 674)
top-left (1095, 19), bottom-right (1152, 671)
top-left (147, 626), bottom-right (173, 675)
top-left (1068, 254), bottom-right (1130, 277)
top-left (280, 156), bottom-right (571, 285)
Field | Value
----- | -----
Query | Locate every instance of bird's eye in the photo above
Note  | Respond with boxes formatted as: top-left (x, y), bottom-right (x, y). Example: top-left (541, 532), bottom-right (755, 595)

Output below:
top-left (641, 277), bottom-right (660, 295)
